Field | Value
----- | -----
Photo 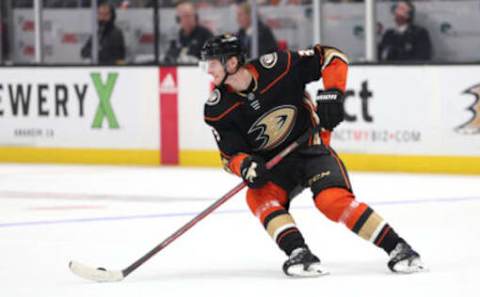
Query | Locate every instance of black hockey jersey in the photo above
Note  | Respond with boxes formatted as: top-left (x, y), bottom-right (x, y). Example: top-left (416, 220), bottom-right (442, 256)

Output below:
top-left (204, 45), bottom-right (348, 174)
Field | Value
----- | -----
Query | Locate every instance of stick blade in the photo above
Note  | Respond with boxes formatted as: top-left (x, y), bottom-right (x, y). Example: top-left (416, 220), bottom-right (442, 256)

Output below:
top-left (69, 260), bottom-right (124, 282)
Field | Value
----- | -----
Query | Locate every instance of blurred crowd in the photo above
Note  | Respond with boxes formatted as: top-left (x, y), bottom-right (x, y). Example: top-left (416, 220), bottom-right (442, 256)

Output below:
top-left (1, 0), bottom-right (477, 64)
top-left (9, 0), bottom-right (454, 9)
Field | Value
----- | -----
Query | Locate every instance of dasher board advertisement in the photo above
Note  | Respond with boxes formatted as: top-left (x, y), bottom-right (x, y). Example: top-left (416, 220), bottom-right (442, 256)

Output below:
top-left (0, 67), bottom-right (159, 149)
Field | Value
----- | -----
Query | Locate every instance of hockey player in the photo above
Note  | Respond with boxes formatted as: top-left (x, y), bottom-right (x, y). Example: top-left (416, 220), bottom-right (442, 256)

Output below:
top-left (201, 34), bottom-right (424, 277)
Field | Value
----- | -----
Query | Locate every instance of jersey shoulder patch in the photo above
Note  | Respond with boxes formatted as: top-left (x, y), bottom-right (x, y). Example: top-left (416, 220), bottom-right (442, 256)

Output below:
top-left (204, 87), bottom-right (241, 125)
top-left (206, 89), bottom-right (221, 106)
top-left (259, 52), bottom-right (279, 69)
top-left (255, 50), bottom-right (289, 72)
top-left (250, 50), bottom-right (291, 90)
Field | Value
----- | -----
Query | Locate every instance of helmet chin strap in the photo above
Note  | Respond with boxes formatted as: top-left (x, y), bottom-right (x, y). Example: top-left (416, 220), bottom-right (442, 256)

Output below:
top-left (219, 66), bottom-right (229, 86)
top-left (219, 56), bottom-right (241, 86)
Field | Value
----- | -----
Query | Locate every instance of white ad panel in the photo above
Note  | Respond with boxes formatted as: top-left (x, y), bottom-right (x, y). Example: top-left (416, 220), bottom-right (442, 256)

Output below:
top-left (178, 65), bottom-right (480, 157)
top-left (306, 65), bottom-right (480, 156)
top-left (307, 66), bottom-right (437, 155)
top-left (178, 67), bottom-right (216, 150)
top-left (0, 67), bottom-right (159, 149)
top-left (438, 66), bottom-right (480, 155)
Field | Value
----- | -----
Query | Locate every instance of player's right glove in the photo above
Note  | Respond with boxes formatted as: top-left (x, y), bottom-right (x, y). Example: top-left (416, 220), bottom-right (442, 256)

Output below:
top-left (240, 155), bottom-right (269, 189)
top-left (316, 89), bottom-right (345, 131)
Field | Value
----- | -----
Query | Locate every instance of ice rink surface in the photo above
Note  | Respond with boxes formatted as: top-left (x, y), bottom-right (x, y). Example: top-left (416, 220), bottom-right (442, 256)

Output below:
top-left (1, 164), bottom-right (479, 297)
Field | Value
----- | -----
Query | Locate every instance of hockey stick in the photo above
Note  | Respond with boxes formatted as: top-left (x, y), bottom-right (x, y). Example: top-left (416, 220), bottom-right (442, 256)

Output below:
top-left (69, 125), bottom-right (322, 282)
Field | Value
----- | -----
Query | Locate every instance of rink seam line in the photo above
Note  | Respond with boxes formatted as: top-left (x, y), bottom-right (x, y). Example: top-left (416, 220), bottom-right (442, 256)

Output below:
top-left (0, 196), bottom-right (479, 228)
top-left (1, 190), bottom-right (477, 205)
top-left (0, 190), bottom-right (212, 203)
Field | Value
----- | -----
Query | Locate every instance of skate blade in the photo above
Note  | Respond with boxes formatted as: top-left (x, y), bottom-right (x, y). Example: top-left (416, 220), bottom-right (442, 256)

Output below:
top-left (286, 263), bottom-right (330, 278)
top-left (392, 258), bottom-right (428, 274)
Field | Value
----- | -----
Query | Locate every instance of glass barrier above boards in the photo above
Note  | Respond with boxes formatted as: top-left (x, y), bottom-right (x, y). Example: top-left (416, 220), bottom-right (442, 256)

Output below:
top-left (1, 0), bottom-right (479, 65)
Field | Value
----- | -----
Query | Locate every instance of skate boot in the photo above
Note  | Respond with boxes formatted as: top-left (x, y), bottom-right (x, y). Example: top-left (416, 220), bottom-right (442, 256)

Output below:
top-left (388, 241), bottom-right (425, 273)
top-left (282, 247), bottom-right (328, 277)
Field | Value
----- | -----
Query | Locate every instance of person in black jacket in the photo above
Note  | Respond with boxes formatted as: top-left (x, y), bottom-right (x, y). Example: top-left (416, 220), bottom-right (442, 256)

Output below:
top-left (236, 1), bottom-right (278, 59)
top-left (1, 20), bottom-right (8, 61)
top-left (81, 2), bottom-right (126, 65)
top-left (378, 1), bottom-right (432, 62)
top-left (164, 1), bottom-right (213, 63)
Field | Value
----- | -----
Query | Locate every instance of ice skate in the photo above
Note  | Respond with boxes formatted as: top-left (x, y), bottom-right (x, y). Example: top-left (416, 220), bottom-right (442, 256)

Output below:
top-left (282, 247), bottom-right (329, 277)
top-left (388, 242), bottom-right (425, 273)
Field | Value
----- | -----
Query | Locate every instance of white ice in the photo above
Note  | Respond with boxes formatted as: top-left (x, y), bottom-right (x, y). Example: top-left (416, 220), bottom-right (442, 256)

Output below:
top-left (1, 164), bottom-right (479, 297)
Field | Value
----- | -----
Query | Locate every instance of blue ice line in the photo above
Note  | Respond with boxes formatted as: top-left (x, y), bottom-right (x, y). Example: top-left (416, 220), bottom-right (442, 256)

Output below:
top-left (0, 196), bottom-right (479, 229)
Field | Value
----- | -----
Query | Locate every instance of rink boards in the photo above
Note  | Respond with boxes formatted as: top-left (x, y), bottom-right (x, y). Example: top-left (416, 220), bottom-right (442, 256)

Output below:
top-left (0, 65), bottom-right (479, 174)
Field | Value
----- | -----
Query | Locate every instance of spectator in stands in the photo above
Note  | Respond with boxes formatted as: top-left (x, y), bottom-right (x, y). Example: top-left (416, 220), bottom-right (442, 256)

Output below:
top-left (1, 20), bottom-right (8, 61)
top-left (236, 1), bottom-right (277, 59)
top-left (81, 1), bottom-right (126, 65)
top-left (1, 0), bottom-right (9, 61)
top-left (164, 1), bottom-right (213, 63)
top-left (378, 0), bottom-right (432, 62)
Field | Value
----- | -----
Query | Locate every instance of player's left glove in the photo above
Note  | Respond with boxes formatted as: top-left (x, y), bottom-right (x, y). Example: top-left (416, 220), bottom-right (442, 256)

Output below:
top-left (316, 89), bottom-right (345, 130)
top-left (240, 155), bottom-right (269, 189)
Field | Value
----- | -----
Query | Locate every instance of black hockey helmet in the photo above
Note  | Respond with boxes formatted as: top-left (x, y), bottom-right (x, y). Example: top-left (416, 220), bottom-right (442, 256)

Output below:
top-left (201, 33), bottom-right (246, 65)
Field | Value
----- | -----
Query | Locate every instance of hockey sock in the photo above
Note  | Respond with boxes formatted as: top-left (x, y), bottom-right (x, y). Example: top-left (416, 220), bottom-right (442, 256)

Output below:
top-left (347, 205), bottom-right (401, 254)
top-left (246, 182), bottom-right (307, 256)
top-left (263, 209), bottom-right (307, 255)
top-left (315, 187), bottom-right (401, 254)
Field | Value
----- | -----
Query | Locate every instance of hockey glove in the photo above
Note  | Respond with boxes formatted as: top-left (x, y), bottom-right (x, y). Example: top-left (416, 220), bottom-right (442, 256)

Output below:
top-left (240, 155), bottom-right (269, 189)
top-left (316, 89), bottom-right (345, 130)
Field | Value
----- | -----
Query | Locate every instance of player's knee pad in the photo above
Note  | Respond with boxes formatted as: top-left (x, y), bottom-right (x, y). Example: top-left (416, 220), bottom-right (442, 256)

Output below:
top-left (246, 182), bottom-right (288, 222)
top-left (314, 187), bottom-right (356, 222)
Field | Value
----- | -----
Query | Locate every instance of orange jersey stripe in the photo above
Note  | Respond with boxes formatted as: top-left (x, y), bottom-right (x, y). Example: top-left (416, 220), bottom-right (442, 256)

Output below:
top-left (204, 102), bottom-right (242, 122)
top-left (220, 150), bottom-right (232, 159)
top-left (375, 225), bottom-right (391, 246)
top-left (327, 146), bottom-right (351, 189)
top-left (260, 51), bottom-right (292, 95)
top-left (245, 64), bottom-right (260, 81)
top-left (276, 228), bottom-right (298, 244)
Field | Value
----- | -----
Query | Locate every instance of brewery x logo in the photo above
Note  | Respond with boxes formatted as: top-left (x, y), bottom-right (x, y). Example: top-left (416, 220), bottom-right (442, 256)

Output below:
top-left (91, 73), bottom-right (119, 129)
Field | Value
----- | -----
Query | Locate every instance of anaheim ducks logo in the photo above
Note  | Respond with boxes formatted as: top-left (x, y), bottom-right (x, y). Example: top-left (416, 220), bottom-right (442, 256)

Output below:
top-left (456, 84), bottom-right (480, 134)
top-left (248, 105), bottom-right (297, 150)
